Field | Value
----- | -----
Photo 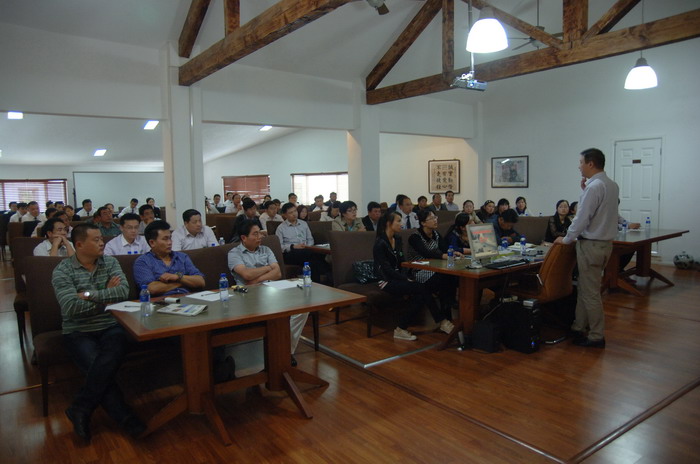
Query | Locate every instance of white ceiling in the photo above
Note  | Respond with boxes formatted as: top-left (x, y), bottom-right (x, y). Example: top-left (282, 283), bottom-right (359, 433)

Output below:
top-left (0, 0), bottom-right (695, 166)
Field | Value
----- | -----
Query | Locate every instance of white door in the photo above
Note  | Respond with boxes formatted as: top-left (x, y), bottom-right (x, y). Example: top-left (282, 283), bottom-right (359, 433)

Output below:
top-left (614, 138), bottom-right (662, 252)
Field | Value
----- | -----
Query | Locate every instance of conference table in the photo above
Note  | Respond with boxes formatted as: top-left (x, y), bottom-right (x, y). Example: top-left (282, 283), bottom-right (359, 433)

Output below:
top-left (112, 282), bottom-right (365, 445)
top-left (605, 228), bottom-right (690, 296)
top-left (403, 256), bottom-right (543, 350)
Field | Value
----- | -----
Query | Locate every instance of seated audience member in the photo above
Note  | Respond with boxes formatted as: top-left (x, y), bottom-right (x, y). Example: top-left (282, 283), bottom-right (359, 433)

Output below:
top-left (544, 200), bottom-right (572, 243)
top-left (212, 194), bottom-right (224, 210)
top-left (259, 194), bottom-right (272, 209)
top-left (494, 209), bottom-right (521, 245)
top-left (617, 212), bottom-right (641, 275)
top-left (118, 198), bottom-right (139, 217)
top-left (224, 193), bottom-right (242, 214)
top-left (443, 190), bottom-right (459, 211)
top-left (134, 221), bottom-right (205, 296)
top-left (22, 201), bottom-right (46, 223)
top-left (64, 205), bottom-right (75, 222)
top-left (9, 202), bottom-right (28, 223)
top-left (476, 200), bottom-right (496, 223)
top-left (233, 199), bottom-right (265, 239)
top-left (373, 212), bottom-right (453, 341)
top-left (77, 199), bottom-right (94, 218)
top-left (53, 223), bottom-right (144, 441)
top-left (427, 193), bottom-right (444, 213)
top-left (288, 193), bottom-right (299, 207)
top-left (568, 201), bottom-right (578, 220)
top-left (413, 195), bottom-right (428, 213)
top-left (223, 191), bottom-right (234, 208)
top-left (515, 196), bottom-right (531, 216)
top-left (311, 195), bottom-right (327, 212)
top-left (379, 202), bottom-right (389, 214)
top-left (396, 194), bottom-right (418, 229)
top-left (205, 197), bottom-right (219, 215)
top-left (31, 207), bottom-right (58, 236)
top-left (275, 202), bottom-right (329, 282)
top-left (259, 201), bottom-right (282, 231)
top-left (5, 201), bottom-right (18, 215)
top-left (362, 201), bottom-right (382, 232)
top-left (146, 197), bottom-right (161, 218)
top-left (407, 211), bottom-right (459, 328)
top-left (297, 204), bottom-right (310, 222)
top-left (496, 198), bottom-right (510, 216)
top-left (54, 201), bottom-right (65, 211)
top-left (445, 213), bottom-right (472, 255)
top-left (46, 200), bottom-right (55, 210)
top-left (94, 206), bottom-right (121, 237)
top-left (332, 201), bottom-right (366, 232)
top-left (34, 217), bottom-right (75, 256)
top-left (137, 204), bottom-right (159, 235)
top-left (324, 192), bottom-right (338, 207)
top-left (320, 202), bottom-right (340, 222)
top-left (104, 213), bottom-right (149, 256)
top-left (228, 220), bottom-right (308, 364)
top-left (460, 200), bottom-right (482, 224)
top-left (172, 209), bottom-right (218, 250)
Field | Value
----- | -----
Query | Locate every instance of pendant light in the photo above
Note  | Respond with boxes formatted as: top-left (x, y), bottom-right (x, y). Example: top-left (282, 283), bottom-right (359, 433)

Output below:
top-left (466, 4), bottom-right (508, 53)
top-left (624, 0), bottom-right (658, 90)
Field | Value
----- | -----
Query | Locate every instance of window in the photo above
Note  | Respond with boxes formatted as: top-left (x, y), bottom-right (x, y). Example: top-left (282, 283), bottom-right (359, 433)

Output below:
top-left (291, 173), bottom-right (348, 205)
top-left (0, 179), bottom-right (67, 210)
top-left (222, 175), bottom-right (270, 204)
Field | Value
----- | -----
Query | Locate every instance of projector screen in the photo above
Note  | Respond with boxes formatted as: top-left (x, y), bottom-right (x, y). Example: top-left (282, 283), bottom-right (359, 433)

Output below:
top-left (73, 171), bottom-right (165, 212)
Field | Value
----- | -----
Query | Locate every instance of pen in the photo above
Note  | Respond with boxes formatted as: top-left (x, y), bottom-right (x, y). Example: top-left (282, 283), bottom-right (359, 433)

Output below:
top-left (297, 284), bottom-right (304, 290)
top-left (123, 305), bottom-right (141, 308)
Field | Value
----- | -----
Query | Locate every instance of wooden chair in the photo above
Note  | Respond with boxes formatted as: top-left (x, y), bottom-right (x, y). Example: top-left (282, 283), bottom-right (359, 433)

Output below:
top-left (10, 237), bottom-right (44, 347)
top-left (308, 220), bottom-right (332, 244)
top-left (307, 210), bottom-right (322, 222)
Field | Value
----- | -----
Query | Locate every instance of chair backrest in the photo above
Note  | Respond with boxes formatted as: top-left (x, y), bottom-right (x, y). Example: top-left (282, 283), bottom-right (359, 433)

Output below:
top-left (7, 222), bottom-right (23, 246)
top-left (536, 243), bottom-right (577, 302)
top-left (10, 237), bottom-right (45, 292)
top-left (214, 214), bottom-right (238, 242)
top-left (328, 230), bottom-right (376, 286)
top-left (184, 242), bottom-right (236, 290)
top-left (205, 214), bottom-right (218, 228)
top-left (0, 215), bottom-right (8, 248)
top-left (25, 256), bottom-right (65, 338)
top-left (308, 220), bottom-right (332, 244)
top-left (113, 253), bottom-right (142, 300)
top-left (266, 221), bottom-right (282, 236)
top-left (159, 206), bottom-right (166, 222)
top-left (307, 210), bottom-right (322, 222)
top-left (516, 216), bottom-right (550, 245)
top-left (261, 234), bottom-right (287, 279)
top-left (22, 221), bottom-right (39, 237)
top-left (435, 210), bottom-right (456, 226)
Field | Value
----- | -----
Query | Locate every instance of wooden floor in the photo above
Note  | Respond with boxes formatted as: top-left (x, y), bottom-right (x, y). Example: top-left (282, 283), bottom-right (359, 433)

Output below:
top-left (1, 257), bottom-right (699, 464)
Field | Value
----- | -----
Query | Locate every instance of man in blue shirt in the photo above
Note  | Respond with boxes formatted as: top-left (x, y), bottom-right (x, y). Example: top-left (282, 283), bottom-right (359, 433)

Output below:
top-left (134, 221), bottom-right (205, 296)
top-left (493, 209), bottom-right (521, 245)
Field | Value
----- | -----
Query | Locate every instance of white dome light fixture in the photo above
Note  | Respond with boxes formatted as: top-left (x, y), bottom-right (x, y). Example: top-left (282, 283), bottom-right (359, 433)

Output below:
top-left (624, 0), bottom-right (658, 90)
top-left (466, 7), bottom-right (508, 53)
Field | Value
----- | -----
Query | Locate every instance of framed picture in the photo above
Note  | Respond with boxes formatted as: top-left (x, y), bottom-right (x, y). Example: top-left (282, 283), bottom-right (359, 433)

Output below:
top-left (428, 159), bottom-right (460, 194)
top-left (491, 156), bottom-right (529, 188)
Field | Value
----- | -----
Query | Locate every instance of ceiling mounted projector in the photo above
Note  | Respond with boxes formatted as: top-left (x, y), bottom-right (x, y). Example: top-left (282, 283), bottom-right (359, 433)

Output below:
top-left (451, 72), bottom-right (487, 91)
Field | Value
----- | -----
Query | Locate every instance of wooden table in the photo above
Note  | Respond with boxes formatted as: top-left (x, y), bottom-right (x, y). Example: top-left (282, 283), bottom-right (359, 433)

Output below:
top-left (605, 228), bottom-right (689, 296)
top-left (306, 244), bottom-right (331, 255)
top-left (403, 257), bottom-right (542, 350)
top-left (112, 283), bottom-right (365, 445)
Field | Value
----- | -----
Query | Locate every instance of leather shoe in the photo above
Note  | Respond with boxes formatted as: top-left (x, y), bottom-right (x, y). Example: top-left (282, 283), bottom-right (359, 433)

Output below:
top-left (65, 407), bottom-right (91, 442)
top-left (569, 330), bottom-right (586, 343)
top-left (121, 414), bottom-right (146, 439)
top-left (573, 337), bottom-right (606, 348)
top-left (291, 355), bottom-right (298, 367)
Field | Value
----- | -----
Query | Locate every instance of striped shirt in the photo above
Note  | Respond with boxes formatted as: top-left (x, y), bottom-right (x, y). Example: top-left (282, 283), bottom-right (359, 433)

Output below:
top-left (52, 254), bottom-right (129, 334)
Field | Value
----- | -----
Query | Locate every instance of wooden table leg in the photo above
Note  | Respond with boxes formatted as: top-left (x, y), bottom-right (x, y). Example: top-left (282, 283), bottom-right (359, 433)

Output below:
top-left (605, 245), bottom-right (644, 296)
top-left (437, 277), bottom-right (480, 351)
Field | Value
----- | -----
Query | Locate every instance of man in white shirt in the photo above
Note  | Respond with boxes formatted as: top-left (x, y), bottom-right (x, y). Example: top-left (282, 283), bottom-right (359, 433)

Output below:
top-left (213, 194), bottom-right (224, 209)
top-left (275, 202), bottom-right (329, 282)
top-left (137, 204), bottom-right (159, 235)
top-left (555, 148), bottom-right (620, 349)
top-left (22, 201), bottom-right (47, 223)
top-left (31, 207), bottom-right (58, 237)
top-left (396, 195), bottom-right (418, 229)
top-left (33, 217), bottom-right (75, 257)
top-left (118, 198), bottom-right (139, 217)
top-left (443, 190), bottom-right (459, 211)
top-left (258, 201), bottom-right (282, 231)
top-left (104, 213), bottom-right (150, 256)
top-left (77, 199), bottom-right (94, 218)
top-left (311, 195), bottom-right (326, 212)
top-left (171, 209), bottom-right (218, 251)
top-left (9, 202), bottom-right (28, 223)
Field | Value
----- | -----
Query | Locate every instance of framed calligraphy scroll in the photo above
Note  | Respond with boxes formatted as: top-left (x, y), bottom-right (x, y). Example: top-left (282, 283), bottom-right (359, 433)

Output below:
top-left (428, 159), bottom-right (460, 194)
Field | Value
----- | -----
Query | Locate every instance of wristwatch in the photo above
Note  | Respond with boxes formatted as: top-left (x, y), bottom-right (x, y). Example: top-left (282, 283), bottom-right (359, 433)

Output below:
top-left (82, 291), bottom-right (91, 300)
top-left (176, 272), bottom-right (184, 282)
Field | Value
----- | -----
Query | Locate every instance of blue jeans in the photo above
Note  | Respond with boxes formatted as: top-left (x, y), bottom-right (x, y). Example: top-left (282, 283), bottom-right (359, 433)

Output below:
top-left (63, 324), bottom-right (132, 423)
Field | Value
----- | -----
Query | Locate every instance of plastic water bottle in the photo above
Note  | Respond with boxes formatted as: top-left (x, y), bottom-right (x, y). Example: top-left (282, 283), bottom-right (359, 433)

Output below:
top-left (219, 273), bottom-right (229, 302)
top-left (447, 246), bottom-right (455, 268)
top-left (139, 285), bottom-right (152, 317)
top-left (501, 238), bottom-right (509, 251)
top-left (218, 236), bottom-right (226, 246)
top-left (302, 262), bottom-right (312, 288)
top-left (520, 235), bottom-right (527, 256)
top-left (645, 216), bottom-right (651, 231)
top-left (622, 220), bottom-right (628, 235)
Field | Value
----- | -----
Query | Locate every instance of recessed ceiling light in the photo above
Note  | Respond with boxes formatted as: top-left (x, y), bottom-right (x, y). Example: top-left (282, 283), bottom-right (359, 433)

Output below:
top-left (259, 125), bottom-right (272, 132)
top-left (7, 112), bottom-right (23, 120)
top-left (93, 149), bottom-right (107, 157)
top-left (143, 120), bottom-right (159, 130)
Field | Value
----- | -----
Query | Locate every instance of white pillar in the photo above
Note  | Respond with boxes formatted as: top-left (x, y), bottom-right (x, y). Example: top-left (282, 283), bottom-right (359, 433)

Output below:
top-left (347, 81), bottom-right (381, 213)
top-left (160, 42), bottom-right (205, 228)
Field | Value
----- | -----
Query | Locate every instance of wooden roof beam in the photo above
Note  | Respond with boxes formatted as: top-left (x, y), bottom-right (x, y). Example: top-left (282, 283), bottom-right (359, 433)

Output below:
top-left (179, 0), bottom-right (212, 58)
top-left (179, 0), bottom-right (353, 86)
top-left (582, 0), bottom-right (640, 41)
top-left (366, 0), bottom-right (442, 91)
top-left (563, 0), bottom-right (588, 43)
top-left (224, 0), bottom-right (240, 35)
top-left (366, 9), bottom-right (700, 104)
top-left (442, 0), bottom-right (454, 74)
top-left (467, 0), bottom-right (563, 49)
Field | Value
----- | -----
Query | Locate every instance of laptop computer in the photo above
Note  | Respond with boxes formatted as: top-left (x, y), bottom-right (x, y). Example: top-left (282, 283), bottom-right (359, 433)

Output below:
top-left (467, 223), bottom-right (499, 265)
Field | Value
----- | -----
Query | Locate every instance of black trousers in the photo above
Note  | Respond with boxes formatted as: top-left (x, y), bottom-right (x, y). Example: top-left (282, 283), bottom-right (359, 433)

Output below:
top-left (382, 279), bottom-right (448, 329)
top-left (283, 248), bottom-right (330, 283)
top-left (424, 272), bottom-right (458, 318)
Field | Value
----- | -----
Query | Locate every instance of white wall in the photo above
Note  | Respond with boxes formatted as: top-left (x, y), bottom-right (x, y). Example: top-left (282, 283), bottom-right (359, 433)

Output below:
top-left (379, 134), bottom-right (477, 205)
top-left (480, 38), bottom-right (700, 261)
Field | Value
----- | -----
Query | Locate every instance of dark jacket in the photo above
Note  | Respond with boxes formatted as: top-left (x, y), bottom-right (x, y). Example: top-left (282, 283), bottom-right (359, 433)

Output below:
top-left (362, 215), bottom-right (377, 232)
top-left (545, 214), bottom-right (571, 242)
top-left (373, 235), bottom-right (408, 282)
